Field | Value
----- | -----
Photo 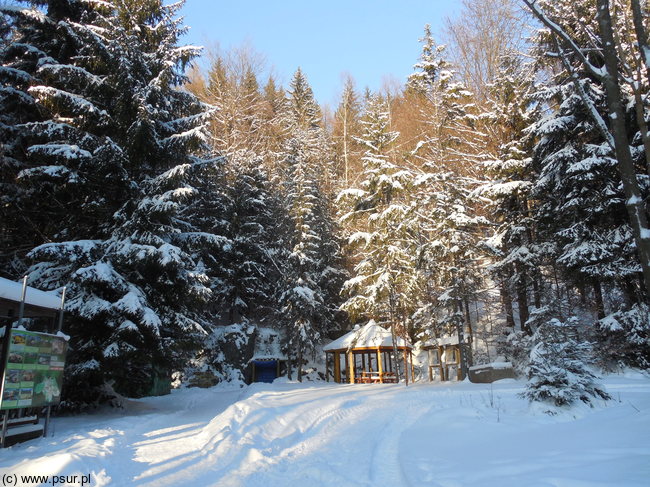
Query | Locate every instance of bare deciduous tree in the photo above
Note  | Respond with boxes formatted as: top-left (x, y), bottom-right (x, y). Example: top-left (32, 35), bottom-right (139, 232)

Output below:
top-left (445, 0), bottom-right (529, 103)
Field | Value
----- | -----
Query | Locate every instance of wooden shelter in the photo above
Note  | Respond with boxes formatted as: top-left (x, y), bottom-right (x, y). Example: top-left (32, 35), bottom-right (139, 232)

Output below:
top-left (0, 277), bottom-right (64, 447)
top-left (248, 327), bottom-right (287, 384)
top-left (422, 336), bottom-right (463, 381)
top-left (0, 277), bottom-right (62, 320)
top-left (324, 321), bottom-right (413, 384)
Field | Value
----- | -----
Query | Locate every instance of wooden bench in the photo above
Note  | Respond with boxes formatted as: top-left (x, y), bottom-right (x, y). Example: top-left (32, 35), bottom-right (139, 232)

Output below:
top-left (2, 415), bottom-right (43, 447)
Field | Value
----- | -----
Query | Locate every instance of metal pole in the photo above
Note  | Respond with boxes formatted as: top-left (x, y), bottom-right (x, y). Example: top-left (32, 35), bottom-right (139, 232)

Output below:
top-left (17, 276), bottom-right (27, 327)
top-left (0, 411), bottom-right (8, 447)
top-left (43, 406), bottom-right (51, 437)
top-left (56, 287), bottom-right (66, 333)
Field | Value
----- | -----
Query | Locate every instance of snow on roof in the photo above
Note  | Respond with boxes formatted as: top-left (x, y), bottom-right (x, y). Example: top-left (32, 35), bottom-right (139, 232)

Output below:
top-left (0, 277), bottom-right (61, 311)
top-left (323, 320), bottom-right (412, 352)
top-left (469, 361), bottom-right (513, 371)
top-left (422, 335), bottom-right (460, 348)
top-left (251, 327), bottom-right (287, 361)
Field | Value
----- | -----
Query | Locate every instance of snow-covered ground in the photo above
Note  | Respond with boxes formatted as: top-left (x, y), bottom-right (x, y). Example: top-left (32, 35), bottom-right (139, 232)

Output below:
top-left (1, 373), bottom-right (649, 486)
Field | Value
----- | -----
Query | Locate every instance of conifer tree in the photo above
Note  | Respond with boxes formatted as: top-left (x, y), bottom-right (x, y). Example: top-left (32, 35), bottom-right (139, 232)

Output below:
top-left (338, 95), bottom-right (416, 341)
top-left (402, 27), bottom-right (484, 375)
top-left (223, 156), bottom-right (283, 324)
top-left (2, 0), bottom-right (216, 405)
top-left (279, 68), bottom-right (345, 380)
top-left (479, 55), bottom-right (540, 334)
top-left (526, 0), bottom-right (644, 318)
top-left (523, 317), bottom-right (609, 406)
top-left (332, 75), bottom-right (362, 187)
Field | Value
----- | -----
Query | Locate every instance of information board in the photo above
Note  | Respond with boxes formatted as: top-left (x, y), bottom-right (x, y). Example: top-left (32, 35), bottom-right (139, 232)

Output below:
top-left (1, 330), bottom-right (68, 410)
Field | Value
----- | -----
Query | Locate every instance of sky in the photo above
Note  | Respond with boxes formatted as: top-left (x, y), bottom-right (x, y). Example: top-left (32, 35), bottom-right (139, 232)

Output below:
top-left (178, 0), bottom-right (462, 107)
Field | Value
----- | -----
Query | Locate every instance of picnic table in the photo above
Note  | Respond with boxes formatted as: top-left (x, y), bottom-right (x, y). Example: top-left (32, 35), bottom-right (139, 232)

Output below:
top-left (356, 371), bottom-right (398, 383)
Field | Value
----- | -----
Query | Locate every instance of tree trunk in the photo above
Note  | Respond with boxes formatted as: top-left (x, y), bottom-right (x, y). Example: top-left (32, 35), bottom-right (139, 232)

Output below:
top-left (343, 105), bottom-right (349, 185)
top-left (297, 345), bottom-right (303, 383)
top-left (389, 321), bottom-right (403, 383)
top-left (595, 0), bottom-right (650, 299)
top-left (500, 280), bottom-right (516, 329)
top-left (286, 357), bottom-right (292, 381)
top-left (463, 296), bottom-right (474, 348)
top-left (388, 289), bottom-right (403, 383)
top-left (630, 0), bottom-right (650, 83)
top-left (524, 0), bottom-right (650, 301)
top-left (593, 279), bottom-right (606, 319)
top-left (515, 264), bottom-right (530, 334)
top-left (624, 278), bottom-right (638, 307)
top-left (579, 282), bottom-right (587, 304)
top-left (455, 299), bottom-right (470, 380)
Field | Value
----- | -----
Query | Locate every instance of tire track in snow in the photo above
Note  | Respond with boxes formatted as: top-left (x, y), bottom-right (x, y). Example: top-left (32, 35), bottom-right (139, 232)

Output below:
top-left (369, 390), bottom-right (441, 487)
top-left (207, 387), bottom-right (374, 483)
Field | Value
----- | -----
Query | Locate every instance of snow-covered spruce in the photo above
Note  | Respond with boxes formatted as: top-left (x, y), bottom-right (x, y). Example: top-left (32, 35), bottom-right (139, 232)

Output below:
top-left (522, 317), bottom-right (609, 407)
top-left (2, 0), bottom-right (216, 407)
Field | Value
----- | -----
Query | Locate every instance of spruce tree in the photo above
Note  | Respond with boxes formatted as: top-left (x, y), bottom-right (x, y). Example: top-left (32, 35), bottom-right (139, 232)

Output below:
top-left (338, 94), bottom-right (416, 337)
top-left (523, 317), bottom-right (609, 407)
top-left (2, 0), bottom-right (216, 405)
top-left (479, 55), bottom-right (541, 334)
top-left (527, 2), bottom-right (644, 319)
top-left (279, 68), bottom-right (345, 380)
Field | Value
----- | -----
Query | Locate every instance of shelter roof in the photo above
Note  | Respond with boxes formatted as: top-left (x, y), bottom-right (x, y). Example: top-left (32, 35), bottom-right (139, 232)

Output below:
top-left (422, 335), bottom-right (460, 348)
top-left (0, 277), bottom-right (61, 312)
top-left (323, 320), bottom-right (412, 352)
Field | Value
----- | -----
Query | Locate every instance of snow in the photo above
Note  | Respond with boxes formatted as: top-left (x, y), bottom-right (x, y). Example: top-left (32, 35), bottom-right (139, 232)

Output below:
top-left (17, 165), bottom-right (78, 182)
top-left (423, 335), bottom-right (460, 347)
top-left (4, 424), bottom-right (43, 438)
top-left (0, 374), bottom-right (649, 486)
top-left (27, 143), bottom-right (92, 160)
top-left (470, 361), bottom-right (513, 371)
top-left (0, 277), bottom-right (61, 310)
top-left (251, 327), bottom-right (286, 361)
top-left (323, 320), bottom-right (411, 351)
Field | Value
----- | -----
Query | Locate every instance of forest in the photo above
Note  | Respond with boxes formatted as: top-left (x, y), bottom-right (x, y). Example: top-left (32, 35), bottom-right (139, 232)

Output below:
top-left (1, 0), bottom-right (649, 410)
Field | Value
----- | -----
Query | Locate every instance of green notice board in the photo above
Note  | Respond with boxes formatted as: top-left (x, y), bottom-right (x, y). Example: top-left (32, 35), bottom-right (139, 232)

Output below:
top-left (1, 330), bottom-right (68, 410)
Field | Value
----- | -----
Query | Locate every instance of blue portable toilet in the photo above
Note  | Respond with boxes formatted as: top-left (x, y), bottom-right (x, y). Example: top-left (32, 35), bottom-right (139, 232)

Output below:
top-left (253, 360), bottom-right (278, 383)
top-left (249, 328), bottom-right (287, 384)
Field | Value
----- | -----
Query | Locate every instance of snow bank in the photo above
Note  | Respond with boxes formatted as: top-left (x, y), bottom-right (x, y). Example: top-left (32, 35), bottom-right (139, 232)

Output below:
top-left (0, 375), bottom-right (648, 486)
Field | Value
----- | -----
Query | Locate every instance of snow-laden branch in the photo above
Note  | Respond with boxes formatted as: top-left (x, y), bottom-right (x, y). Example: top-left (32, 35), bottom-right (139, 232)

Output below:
top-left (522, 0), bottom-right (606, 80)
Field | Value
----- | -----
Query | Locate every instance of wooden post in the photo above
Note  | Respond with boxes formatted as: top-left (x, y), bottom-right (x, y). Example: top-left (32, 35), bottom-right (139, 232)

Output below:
top-left (325, 353), bottom-right (329, 382)
top-left (377, 347), bottom-right (383, 383)
top-left (334, 352), bottom-right (341, 383)
top-left (439, 346), bottom-right (444, 381)
top-left (410, 351), bottom-right (415, 382)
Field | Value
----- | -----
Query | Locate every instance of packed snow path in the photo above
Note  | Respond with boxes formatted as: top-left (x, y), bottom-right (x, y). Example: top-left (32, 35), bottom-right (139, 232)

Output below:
top-left (1, 374), bottom-right (649, 486)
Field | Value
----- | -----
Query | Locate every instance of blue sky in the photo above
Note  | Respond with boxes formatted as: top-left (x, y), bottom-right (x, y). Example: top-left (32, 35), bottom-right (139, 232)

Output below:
top-left (178, 0), bottom-right (462, 107)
